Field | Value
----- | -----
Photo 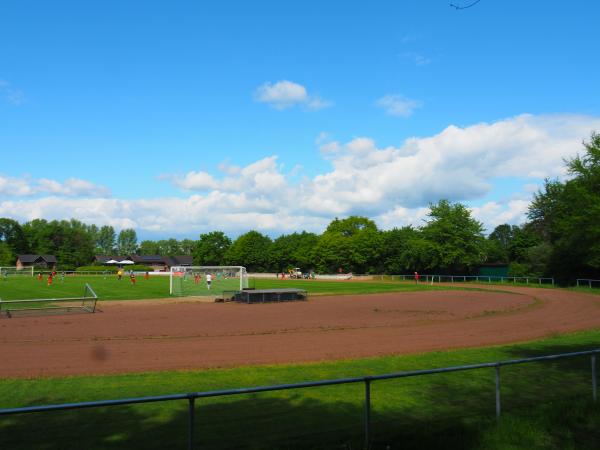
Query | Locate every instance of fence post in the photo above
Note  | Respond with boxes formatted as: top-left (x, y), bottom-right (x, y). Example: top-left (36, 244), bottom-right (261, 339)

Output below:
top-left (364, 378), bottom-right (371, 449)
top-left (188, 397), bottom-right (195, 450)
top-left (495, 365), bottom-right (501, 420)
top-left (592, 355), bottom-right (597, 403)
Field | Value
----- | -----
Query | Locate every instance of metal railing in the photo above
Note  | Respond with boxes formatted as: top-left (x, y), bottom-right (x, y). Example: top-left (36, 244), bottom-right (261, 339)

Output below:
top-left (375, 274), bottom-right (555, 286)
top-left (576, 278), bottom-right (600, 289)
top-left (0, 349), bottom-right (597, 449)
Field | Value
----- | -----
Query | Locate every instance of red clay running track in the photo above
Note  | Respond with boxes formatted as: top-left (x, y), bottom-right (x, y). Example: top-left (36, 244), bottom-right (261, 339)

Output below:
top-left (1, 286), bottom-right (599, 378)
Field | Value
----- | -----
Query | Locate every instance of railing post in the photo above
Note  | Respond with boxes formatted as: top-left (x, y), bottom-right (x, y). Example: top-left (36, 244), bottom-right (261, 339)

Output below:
top-left (495, 364), bottom-right (501, 420)
top-left (188, 397), bottom-right (195, 450)
top-left (364, 378), bottom-right (371, 449)
top-left (592, 355), bottom-right (597, 403)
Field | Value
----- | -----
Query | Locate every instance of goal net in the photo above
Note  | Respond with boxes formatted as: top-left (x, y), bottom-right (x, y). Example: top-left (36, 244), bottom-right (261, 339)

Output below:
top-left (170, 266), bottom-right (248, 296)
top-left (0, 283), bottom-right (98, 318)
top-left (0, 267), bottom-right (34, 277)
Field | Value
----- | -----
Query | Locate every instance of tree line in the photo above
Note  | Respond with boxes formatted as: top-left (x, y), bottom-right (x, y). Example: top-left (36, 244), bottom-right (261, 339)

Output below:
top-left (1, 133), bottom-right (599, 283)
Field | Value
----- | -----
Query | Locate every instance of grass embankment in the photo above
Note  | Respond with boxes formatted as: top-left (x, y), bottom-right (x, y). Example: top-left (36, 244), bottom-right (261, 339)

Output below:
top-left (0, 275), bottom-right (473, 302)
top-left (1, 330), bottom-right (599, 449)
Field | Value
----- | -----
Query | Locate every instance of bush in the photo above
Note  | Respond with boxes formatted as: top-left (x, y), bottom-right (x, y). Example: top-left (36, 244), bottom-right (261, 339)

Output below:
top-left (128, 265), bottom-right (154, 272)
top-left (76, 266), bottom-right (118, 273)
top-left (76, 265), bottom-right (154, 273)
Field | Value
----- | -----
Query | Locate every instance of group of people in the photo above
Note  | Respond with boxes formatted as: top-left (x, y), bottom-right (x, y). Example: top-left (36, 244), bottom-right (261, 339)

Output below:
top-left (37, 270), bottom-right (64, 285)
top-left (116, 269), bottom-right (149, 285)
top-left (192, 272), bottom-right (212, 289)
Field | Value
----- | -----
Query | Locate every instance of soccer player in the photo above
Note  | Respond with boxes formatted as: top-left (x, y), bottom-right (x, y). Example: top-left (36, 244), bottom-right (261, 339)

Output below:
top-left (47, 274), bottom-right (53, 286)
top-left (206, 273), bottom-right (212, 290)
top-left (37, 272), bottom-right (43, 281)
top-left (144, 271), bottom-right (150, 280)
top-left (414, 271), bottom-right (420, 284)
top-left (117, 269), bottom-right (123, 281)
top-left (130, 272), bottom-right (136, 285)
top-left (194, 273), bottom-right (200, 284)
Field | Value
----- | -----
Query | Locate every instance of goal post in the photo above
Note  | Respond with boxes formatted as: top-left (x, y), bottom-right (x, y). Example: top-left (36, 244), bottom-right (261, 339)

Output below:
top-left (0, 267), bottom-right (34, 277)
top-left (170, 266), bottom-right (248, 296)
top-left (0, 283), bottom-right (98, 318)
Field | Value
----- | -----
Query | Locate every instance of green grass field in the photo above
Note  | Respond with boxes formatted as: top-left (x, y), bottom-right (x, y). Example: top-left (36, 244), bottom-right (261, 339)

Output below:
top-left (1, 330), bottom-right (599, 450)
top-left (0, 275), bottom-right (475, 302)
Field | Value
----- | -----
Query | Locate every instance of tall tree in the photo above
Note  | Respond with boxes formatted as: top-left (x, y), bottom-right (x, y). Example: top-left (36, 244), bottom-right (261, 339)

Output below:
top-left (0, 218), bottom-right (28, 260)
top-left (223, 231), bottom-right (272, 271)
top-left (528, 132), bottom-right (600, 280)
top-left (271, 232), bottom-right (318, 271)
top-left (117, 229), bottom-right (138, 255)
top-left (138, 240), bottom-right (161, 255)
top-left (96, 225), bottom-right (116, 254)
top-left (313, 216), bottom-right (383, 273)
top-left (194, 231), bottom-right (232, 265)
top-left (421, 200), bottom-right (486, 273)
top-left (180, 239), bottom-right (196, 255)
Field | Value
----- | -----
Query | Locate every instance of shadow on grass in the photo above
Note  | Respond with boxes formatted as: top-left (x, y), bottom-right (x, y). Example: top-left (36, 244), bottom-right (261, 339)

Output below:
top-left (2, 341), bottom-right (599, 450)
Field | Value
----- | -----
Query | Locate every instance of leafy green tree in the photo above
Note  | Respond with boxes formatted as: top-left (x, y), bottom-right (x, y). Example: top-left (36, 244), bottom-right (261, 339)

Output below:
top-left (223, 231), bottom-right (272, 271)
top-left (194, 231), bottom-right (232, 265)
top-left (421, 200), bottom-right (486, 273)
top-left (21, 219), bottom-right (94, 268)
top-left (507, 224), bottom-right (542, 262)
top-left (271, 232), bottom-right (318, 272)
top-left (160, 238), bottom-right (181, 256)
top-left (117, 229), bottom-right (138, 255)
top-left (0, 242), bottom-right (15, 266)
top-left (528, 132), bottom-right (600, 280)
top-left (138, 240), bottom-right (161, 255)
top-left (180, 239), bottom-right (196, 255)
top-left (0, 218), bottom-right (28, 258)
top-left (381, 226), bottom-right (429, 273)
top-left (96, 225), bottom-right (116, 254)
top-left (486, 224), bottom-right (521, 263)
top-left (313, 217), bottom-right (383, 273)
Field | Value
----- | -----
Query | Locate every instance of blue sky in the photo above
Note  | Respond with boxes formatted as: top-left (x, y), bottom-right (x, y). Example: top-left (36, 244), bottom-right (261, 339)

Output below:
top-left (1, 0), bottom-right (600, 239)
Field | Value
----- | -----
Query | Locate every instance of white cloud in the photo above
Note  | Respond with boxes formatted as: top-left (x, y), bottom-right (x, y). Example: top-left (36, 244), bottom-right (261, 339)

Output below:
top-left (2, 113), bottom-right (599, 235)
top-left (0, 176), bottom-right (36, 196)
top-left (0, 176), bottom-right (110, 198)
top-left (254, 80), bottom-right (332, 110)
top-left (401, 52), bottom-right (431, 66)
top-left (0, 79), bottom-right (25, 105)
top-left (376, 94), bottom-right (422, 117)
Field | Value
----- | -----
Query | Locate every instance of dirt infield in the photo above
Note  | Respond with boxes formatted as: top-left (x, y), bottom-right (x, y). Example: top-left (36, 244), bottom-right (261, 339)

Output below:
top-left (1, 286), bottom-right (599, 378)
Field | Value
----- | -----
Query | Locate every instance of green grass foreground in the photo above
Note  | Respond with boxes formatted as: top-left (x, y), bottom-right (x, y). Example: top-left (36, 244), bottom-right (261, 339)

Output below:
top-left (1, 330), bottom-right (599, 449)
top-left (0, 275), bottom-right (471, 301)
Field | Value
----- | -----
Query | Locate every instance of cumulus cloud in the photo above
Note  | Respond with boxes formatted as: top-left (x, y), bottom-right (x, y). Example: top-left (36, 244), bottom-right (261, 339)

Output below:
top-left (376, 94), bottom-right (422, 117)
top-left (2, 113), bottom-right (599, 235)
top-left (254, 80), bottom-right (332, 110)
top-left (0, 176), bottom-right (110, 198)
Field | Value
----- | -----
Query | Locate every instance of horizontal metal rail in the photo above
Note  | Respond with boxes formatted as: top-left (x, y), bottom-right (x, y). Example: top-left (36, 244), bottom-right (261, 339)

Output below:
top-left (0, 348), bottom-right (598, 449)
top-left (577, 278), bottom-right (600, 288)
top-left (374, 274), bottom-right (555, 286)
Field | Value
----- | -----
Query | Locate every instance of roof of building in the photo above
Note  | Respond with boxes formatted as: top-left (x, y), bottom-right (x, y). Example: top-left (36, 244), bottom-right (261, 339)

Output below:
top-left (94, 255), bottom-right (128, 263)
top-left (17, 254), bottom-right (57, 263)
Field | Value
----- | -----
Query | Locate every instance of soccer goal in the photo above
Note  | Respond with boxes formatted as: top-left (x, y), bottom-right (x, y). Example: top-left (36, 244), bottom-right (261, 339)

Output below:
top-left (169, 266), bottom-right (248, 296)
top-left (0, 283), bottom-right (98, 318)
top-left (0, 267), bottom-right (34, 278)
